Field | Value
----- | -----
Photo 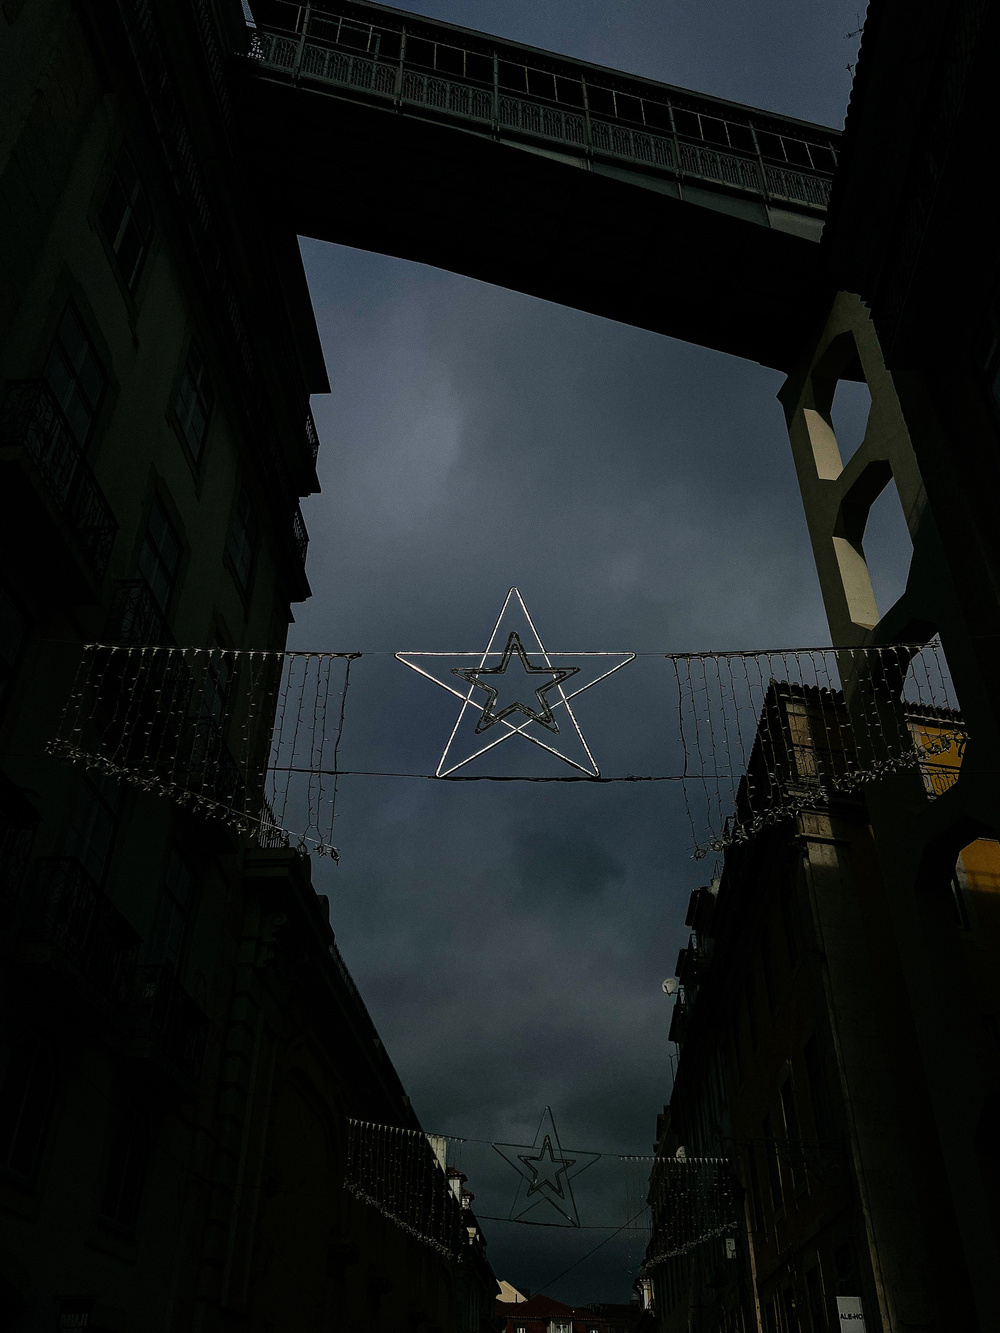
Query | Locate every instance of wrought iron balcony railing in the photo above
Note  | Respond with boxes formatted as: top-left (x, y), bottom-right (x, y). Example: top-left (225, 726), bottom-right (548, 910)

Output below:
top-left (104, 578), bottom-right (176, 647)
top-left (292, 503), bottom-right (309, 567)
top-left (0, 380), bottom-right (118, 577)
top-left (0, 773), bottom-right (40, 901)
top-left (305, 407), bottom-right (320, 463)
top-left (26, 857), bottom-right (140, 1008)
top-left (248, 15), bottom-right (836, 213)
top-left (131, 963), bottom-right (209, 1082)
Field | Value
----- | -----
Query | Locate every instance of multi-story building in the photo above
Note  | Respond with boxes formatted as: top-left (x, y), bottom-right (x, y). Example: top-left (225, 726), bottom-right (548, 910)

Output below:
top-left (646, 686), bottom-right (1000, 1331)
top-left (0, 1), bottom-right (495, 1328)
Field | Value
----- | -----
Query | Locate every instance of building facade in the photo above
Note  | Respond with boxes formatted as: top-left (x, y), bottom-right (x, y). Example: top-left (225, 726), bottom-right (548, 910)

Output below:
top-left (647, 689), bottom-right (1000, 1332)
top-left (0, 1), bottom-right (495, 1329)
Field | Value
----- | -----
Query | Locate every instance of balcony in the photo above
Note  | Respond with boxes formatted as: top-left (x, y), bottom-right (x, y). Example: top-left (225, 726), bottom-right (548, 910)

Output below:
top-left (104, 578), bottom-right (176, 646)
top-left (292, 503), bottom-right (309, 567)
top-left (130, 963), bottom-right (209, 1082)
top-left (23, 857), bottom-right (140, 1010)
top-left (305, 407), bottom-right (320, 464)
top-left (0, 379), bottom-right (118, 580)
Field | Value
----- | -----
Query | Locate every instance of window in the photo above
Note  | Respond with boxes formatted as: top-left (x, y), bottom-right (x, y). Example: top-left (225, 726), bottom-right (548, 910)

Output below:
top-left (805, 1264), bottom-right (826, 1331)
top-left (746, 1145), bottom-right (763, 1230)
top-left (173, 346), bottom-right (213, 462)
top-left (548, 1323), bottom-right (572, 1333)
top-left (43, 305), bottom-right (106, 450)
top-left (138, 497), bottom-right (182, 615)
top-left (64, 772), bottom-right (121, 885)
top-left (762, 1112), bottom-right (783, 1212)
top-left (99, 151), bottom-right (153, 291)
top-left (101, 1108), bottom-right (149, 1233)
top-left (0, 581), bottom-right (28, 708)
top-left (804, 1036), bottom-right (830, 1139)
top-left (150, 848), bottom-right (195, 968)
top-left (225, 487), bottom-right (257, 593)
top-left (0, 1037), bottom-right (56, 1182)
top-left (780, 1079), bottom-right (805, 1188)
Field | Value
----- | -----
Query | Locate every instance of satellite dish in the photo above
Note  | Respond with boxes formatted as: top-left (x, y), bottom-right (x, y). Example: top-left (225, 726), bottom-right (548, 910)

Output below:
top-left (662, 977), bottom-right (679, 996)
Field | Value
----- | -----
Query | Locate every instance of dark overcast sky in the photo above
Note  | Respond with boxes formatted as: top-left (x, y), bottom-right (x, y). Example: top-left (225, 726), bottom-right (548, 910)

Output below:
top-left (286, 0), bottom-right (891, 1303)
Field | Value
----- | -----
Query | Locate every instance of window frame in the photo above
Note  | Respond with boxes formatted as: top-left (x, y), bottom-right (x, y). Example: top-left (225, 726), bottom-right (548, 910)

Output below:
top-left (171, 343), bottom-right (214, 465)
top-left (97, 148), bottom-right (154, 295)
top-left (100, 1107), bottom-right (150, 1236)
top-left (225, 485), bottom-right (258, 598)
top-left (42, 302), bottom-right (108, 452)
top-left (137, 494), bottom-right (183, 617)
top-left (0, 1036), bottom-right (57, 1185)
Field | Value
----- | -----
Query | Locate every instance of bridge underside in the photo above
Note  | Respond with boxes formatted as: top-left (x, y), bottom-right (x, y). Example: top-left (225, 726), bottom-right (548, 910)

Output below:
top-left (239, 71), bottom-right (836, 374)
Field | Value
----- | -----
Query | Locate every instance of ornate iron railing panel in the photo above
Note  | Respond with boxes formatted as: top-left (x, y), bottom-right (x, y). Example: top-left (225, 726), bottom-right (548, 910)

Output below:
top-left (292, 503), bottom-right (309, 568)
top-left (305, 407), bottom-right (320, 463)
top-left (27, 857), bottom-right (140, 1007)
top-left (0, 380), bottom-right (118, 577)
top-left (131, 963), bottom-right (209, 1081)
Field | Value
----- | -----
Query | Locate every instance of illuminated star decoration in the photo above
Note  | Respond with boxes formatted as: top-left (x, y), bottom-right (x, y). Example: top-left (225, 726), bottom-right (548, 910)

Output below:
top-left (395, 588), bottom-right (635, 776)
top-left (493, 1107), bottom-right (600, 1226)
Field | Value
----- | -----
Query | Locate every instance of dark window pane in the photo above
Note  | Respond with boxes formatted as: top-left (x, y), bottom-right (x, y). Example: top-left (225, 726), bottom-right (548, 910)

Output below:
top-left (465, 52), bottom-right (492, 85)
top-left (806, 1265), bottom-right (826, 1330)
top-left (151, 848), bottom-right (195, 967)
top-left (700, 116), bottom-right (729, 146)
top-left (809, 143), bottom-right (838, 173)
top-left (756, 131), bottom-right (784, 160)
top-left (527, 68), bottom-right (556, 100)
top-left (615, 93), bottom-right (643, 123)
top-left (64, 772), bottom-right (120, 886)
top-left (174, 347), bottom-right (213, 462)
top-left (435, 43), bottom-right (463, 76)
top-left (727, 123), bottom-right (756, 153)
top-left (405, 37), bottom-right (434, 68)
top-left (804, 1034), bottom-right (830, 1138)
top-left (225, 488), bottom-right (257, 593)
top-left (43, 306), bottom-right (106, 450)
top-left (101, 1110), bottom-right (149, 1232)
top-left (672, 108), bottom-right (701, 139)
top-left (337, 21), bottom-right (371, 51)
top-left (763, 1112), bottom-right (782, 1209)
top-left (99, 152), bottom-right (153, 291)
top-left (0, 1039), bottom-right (55, 1181)
top-left (643, 101), bottom-right (672, 131)
top-left (377, 30), bottom-right (401, 61)
top-left (309, 16), bottom-right (339, 42)
top-left (138, 498), bottom-right (182, 615)
top-left (555, 76), bottom-right (584, 107)
top-left (497, 61), bottom-right (527, 92)
top-left (782, 137), bottom-right (812, 167)
top-left (586, 85), bottom-right (615, 117)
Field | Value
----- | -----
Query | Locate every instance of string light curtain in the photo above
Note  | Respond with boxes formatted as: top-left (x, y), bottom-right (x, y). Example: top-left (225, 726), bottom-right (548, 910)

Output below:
top-left (644, 1156), bottom-right (741, 1266)
top-left (344, 1119), bottom-right (467, 1259)
top-left (47, 642), bottom-right (964, 859)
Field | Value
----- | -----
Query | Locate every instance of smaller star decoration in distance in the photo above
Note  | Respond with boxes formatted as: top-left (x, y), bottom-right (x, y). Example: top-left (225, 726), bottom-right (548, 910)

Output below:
top-left (493, 1107), bottom-right (600, 1227)
top-left (395, 588), bottom-right (635, 777)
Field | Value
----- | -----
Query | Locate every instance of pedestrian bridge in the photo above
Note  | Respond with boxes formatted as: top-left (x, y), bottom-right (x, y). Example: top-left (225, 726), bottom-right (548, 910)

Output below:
top-left (239, 0), bottom-right (841, 370)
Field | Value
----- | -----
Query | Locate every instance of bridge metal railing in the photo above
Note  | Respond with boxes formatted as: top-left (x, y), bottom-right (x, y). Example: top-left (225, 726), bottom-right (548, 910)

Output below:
top-left (248, 29), bottom-right (832, 213)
